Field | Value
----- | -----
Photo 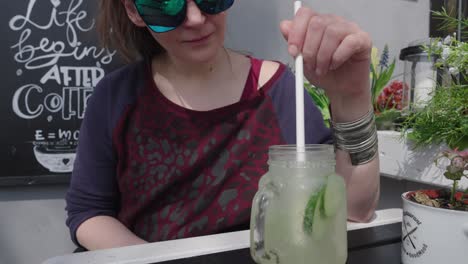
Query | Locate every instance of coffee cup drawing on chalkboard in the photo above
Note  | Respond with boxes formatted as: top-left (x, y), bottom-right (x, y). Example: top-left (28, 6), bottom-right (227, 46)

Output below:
top-left (33, 140), bottom-right (76, 173)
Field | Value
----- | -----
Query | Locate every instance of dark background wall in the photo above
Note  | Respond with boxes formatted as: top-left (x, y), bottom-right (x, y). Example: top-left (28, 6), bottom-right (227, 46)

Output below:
top-left (0, 0), bottom-right (122, 186)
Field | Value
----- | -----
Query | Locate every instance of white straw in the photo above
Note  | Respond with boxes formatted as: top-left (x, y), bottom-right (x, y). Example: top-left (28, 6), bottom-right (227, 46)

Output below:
top-left (294, 1), bottom-right (306, 161)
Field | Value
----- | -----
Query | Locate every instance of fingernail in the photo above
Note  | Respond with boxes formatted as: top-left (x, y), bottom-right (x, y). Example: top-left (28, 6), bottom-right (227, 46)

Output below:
top-left (288, 45), bottom-right (299, 57)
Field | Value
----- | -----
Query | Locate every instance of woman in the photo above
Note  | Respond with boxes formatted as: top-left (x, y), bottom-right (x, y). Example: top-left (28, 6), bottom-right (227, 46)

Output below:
top-left (66, 0), bottom-right (380, 250)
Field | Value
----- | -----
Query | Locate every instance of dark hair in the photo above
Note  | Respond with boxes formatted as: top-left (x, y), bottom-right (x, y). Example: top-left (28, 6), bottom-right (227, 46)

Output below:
top-left (97, 0), bottom-right (165, 62)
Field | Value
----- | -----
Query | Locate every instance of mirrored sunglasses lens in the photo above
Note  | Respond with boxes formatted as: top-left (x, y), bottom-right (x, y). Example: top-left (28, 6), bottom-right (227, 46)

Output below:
top-left (135, 0), bottom-right (186, 32)
top-left (195, 0), bottom-right (234, 14)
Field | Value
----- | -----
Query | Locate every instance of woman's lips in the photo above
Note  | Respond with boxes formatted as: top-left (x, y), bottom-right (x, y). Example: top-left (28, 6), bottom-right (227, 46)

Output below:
top-left (183, 33), bottom-right (212, 43)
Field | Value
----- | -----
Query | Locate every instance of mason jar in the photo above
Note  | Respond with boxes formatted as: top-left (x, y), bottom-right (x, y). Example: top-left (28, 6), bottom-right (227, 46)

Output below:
top-left (250, 145), bottom-right (347, 264)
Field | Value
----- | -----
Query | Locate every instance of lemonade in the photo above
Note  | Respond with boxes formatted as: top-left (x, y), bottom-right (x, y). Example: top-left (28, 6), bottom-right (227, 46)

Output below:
top-left (250, 146), bottom-right (347, 264)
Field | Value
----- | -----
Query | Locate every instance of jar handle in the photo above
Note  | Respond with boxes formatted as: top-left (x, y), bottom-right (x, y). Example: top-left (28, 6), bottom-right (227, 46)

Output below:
top-left (250, 186), bottom-right (274, 263)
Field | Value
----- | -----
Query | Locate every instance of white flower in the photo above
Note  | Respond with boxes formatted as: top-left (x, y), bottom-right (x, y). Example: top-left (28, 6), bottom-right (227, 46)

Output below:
top-left (443, 35), bottom-right (452, 45)
top-left (442, 47), bottom-right (451, 60)
top-left (437, 41), bottom-right (443, 48)
top-left (449, 67), bottom-right (459, 75)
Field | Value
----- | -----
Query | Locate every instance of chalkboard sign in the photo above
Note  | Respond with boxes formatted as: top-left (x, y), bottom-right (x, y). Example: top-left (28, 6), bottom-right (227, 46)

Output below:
top-left (0, 0), bottom-right (123, 185)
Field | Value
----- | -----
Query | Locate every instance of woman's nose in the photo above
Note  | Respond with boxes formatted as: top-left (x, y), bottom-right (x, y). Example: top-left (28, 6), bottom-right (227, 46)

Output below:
top-left (184, 0), bottom-right (206, 27)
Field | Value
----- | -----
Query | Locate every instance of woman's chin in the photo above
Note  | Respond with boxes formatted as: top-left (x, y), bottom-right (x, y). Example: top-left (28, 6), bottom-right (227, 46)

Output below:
top-left (182, 47), bottom-right (223, 64)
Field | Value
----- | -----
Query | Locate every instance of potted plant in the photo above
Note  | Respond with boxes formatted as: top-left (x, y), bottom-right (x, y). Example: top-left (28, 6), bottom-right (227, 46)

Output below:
top-left (398, 8), bottom-right (468, 264)
top-left (370, 44), bottom-right (408, 132)
top-left (306, 44), bottom-right (399, 130)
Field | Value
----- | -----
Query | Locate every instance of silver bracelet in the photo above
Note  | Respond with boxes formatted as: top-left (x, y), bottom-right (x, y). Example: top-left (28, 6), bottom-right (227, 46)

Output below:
top-left (331, 109), bottom-right (378, 166)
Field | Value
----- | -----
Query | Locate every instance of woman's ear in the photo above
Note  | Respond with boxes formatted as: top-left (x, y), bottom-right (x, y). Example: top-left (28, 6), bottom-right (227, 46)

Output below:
top-left (122, 0), bottom-right (146, 28)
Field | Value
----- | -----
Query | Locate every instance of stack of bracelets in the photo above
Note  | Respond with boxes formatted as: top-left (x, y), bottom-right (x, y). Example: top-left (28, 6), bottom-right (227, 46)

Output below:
top-left (331, 109), bottom-right (378, 166)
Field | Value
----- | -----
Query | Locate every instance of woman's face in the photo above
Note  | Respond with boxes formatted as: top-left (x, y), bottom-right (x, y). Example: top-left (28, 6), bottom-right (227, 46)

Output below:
top-left (125, 0), bottom-right (227, 63)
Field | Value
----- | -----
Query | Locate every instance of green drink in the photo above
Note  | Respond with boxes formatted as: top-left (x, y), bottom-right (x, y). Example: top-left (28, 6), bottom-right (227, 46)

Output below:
top-left (251, 145), bottom-right (347, 264)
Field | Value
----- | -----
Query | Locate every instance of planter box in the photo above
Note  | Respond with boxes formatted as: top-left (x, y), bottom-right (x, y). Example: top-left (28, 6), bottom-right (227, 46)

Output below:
top-left (401, 191), bottom-right (468, 263)
top-left (378, 131), bottom-right (468, 189)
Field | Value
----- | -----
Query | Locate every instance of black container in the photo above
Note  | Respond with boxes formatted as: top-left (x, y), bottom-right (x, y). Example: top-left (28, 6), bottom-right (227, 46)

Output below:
top-left (399, 39), bottom-right (449, 109)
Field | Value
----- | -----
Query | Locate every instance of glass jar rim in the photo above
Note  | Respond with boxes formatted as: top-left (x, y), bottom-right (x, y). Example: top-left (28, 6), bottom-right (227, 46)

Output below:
top-left (269, 144), bottom-right (333, 152)
top-left (268, 144), bottom-right (335, 168)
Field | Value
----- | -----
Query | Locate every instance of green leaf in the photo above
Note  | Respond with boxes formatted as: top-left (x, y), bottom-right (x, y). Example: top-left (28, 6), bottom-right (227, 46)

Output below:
top-left (375, 109), bottom-right (402, 130)
top-left (306, 84), bottom-right (331, 128)
top-left (401, 84), bottom-right (468, 149)
top-left (371, 59), bottom-right (396, 108)
top-left (444, 170), bottom-right (463, 181)
top-left (448, 136), bottom-right (468, 150)
top-left (370, 64), bottom-right (378, 99)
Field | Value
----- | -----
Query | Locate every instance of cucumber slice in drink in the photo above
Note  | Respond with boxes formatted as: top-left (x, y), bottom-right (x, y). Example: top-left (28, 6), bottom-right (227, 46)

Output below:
top-left (303, 186), bottom-right (325, 235)
top-left (323, 174), bottom-right (345, 217)
top-left (312, 192), bottom-right (328, 239)
top-left (303, 174), bottom-right (345, 237)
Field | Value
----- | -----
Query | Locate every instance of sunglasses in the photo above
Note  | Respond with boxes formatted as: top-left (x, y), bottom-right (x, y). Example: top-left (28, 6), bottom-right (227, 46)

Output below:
top-left (134, 0), bottom-right (234, 33)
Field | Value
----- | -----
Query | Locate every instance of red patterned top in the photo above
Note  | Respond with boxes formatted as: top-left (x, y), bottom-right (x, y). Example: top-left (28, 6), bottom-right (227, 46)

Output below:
top-left (66, 56), bottom-right (332, 245)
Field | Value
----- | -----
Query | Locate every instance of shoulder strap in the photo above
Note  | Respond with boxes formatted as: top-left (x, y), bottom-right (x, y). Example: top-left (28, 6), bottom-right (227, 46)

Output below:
top-left (240, 56), bottom-right (263, 100)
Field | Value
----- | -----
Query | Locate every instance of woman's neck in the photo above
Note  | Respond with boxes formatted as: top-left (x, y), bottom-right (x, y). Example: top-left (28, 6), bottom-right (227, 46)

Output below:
top-left (154, 48), bottom-right (232, 82)
top-left (150, 48), bottom-right (251, 111)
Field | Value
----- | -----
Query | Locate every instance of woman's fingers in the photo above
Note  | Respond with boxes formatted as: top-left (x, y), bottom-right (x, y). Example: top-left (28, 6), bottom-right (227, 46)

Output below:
top-left (301, 15), bottom-right (327, 72)
top-left (310, 18), bottom-right (351, 76)
top-left (314, 19), bottom-right (360, 75)
top-left (330, 31), bottom-right (372, 71)
top-left (286, 7), bottom-right (317, 57)
top-left (279, 20), bottom-right (292, 41)
top-left (281, 7), bottom-right (371, 75)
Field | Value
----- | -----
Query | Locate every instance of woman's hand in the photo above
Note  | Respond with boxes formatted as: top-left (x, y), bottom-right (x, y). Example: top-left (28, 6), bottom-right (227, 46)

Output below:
top-left (280, 7), bottom-right (379, 222)
top-left (280, 7), bottom-right (373, 117)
